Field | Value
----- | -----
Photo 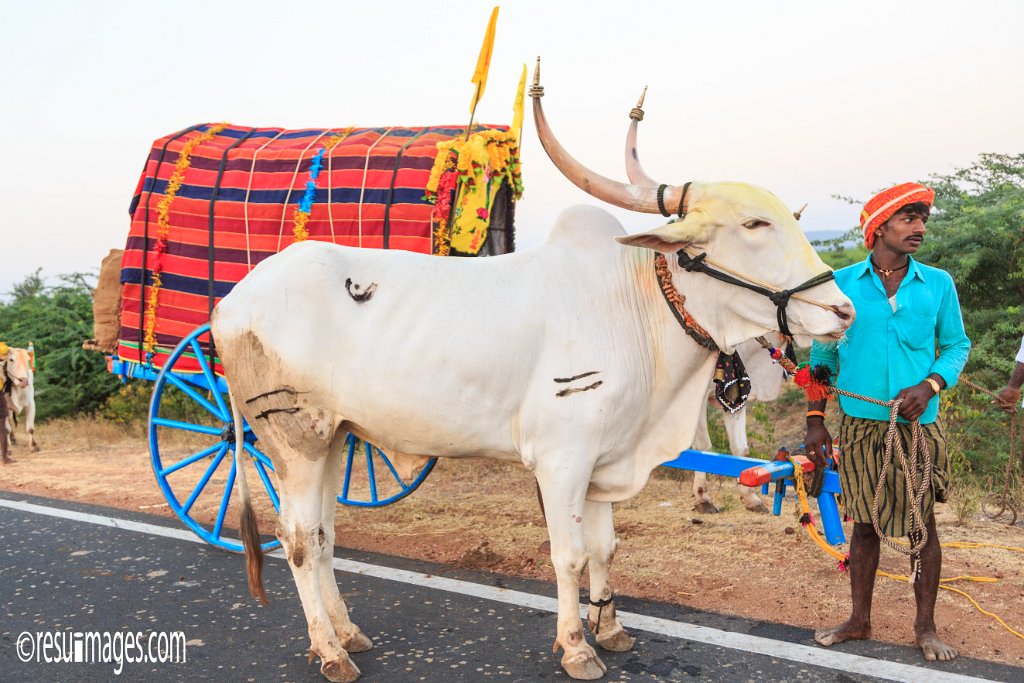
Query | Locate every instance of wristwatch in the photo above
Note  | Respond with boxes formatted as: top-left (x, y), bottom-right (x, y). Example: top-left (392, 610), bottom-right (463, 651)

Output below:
top-left (924, 377), bottom-right (941, 395)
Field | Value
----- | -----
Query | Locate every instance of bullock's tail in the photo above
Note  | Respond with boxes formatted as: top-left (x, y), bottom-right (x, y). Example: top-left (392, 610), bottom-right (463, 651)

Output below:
top-left (231, 389), bottom-right (269, 606)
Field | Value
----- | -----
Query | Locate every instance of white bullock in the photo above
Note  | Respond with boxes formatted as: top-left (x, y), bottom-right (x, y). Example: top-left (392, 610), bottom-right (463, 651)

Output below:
top-left (3, 346), bottom-right (37, 452)
top-left (622, 98), bottom-right (792, 516)
top-left (212, 75), bottom-right (854, 682)
top-left (691, 334), bottom-right (792, 514)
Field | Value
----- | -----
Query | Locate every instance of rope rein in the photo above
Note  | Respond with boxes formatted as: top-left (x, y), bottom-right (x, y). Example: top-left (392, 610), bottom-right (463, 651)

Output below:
top-left (756, 338), bottom-right (933, 562)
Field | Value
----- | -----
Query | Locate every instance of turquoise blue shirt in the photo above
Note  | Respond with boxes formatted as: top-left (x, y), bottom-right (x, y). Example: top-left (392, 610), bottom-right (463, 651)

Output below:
top-left (809, 256), bottom-right (970, 424)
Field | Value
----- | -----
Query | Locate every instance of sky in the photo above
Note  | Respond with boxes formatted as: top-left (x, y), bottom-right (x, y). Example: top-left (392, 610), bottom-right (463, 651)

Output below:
top-left (2, 0), bottom-right (1022, 296)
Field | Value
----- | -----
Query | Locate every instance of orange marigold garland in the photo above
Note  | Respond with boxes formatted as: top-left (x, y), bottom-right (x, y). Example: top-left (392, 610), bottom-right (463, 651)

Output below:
top-left (143, 123), bottom-right (229, 356)
top-left (425, 129), bottom-right (523, 255)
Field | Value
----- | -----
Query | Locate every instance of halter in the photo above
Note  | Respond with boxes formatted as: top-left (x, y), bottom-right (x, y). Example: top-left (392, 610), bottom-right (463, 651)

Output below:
top-left (674, 248), bottom-right (836, 338)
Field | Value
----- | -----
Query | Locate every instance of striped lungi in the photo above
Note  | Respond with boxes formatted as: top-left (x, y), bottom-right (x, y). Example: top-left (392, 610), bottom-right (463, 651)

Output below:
top-left (837, 413), bottom-right (950, 538)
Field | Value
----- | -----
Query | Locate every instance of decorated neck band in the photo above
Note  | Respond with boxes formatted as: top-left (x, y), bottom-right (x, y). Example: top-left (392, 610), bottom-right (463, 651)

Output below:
top-left (653, 253), bottom-right (717, 351)
top-left (143, 123), bottom-right (229, 356)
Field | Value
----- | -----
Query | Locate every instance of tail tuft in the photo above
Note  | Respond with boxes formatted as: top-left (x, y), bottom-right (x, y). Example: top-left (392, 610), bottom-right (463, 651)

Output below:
top-left (240, 500), bottom-right (268, 606)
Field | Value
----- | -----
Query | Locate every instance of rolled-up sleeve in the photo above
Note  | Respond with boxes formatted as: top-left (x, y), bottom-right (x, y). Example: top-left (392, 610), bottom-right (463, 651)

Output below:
top-left (810, 340), bottom-right (839, 375)
top-left (929, 274), bottom-right (971, 389)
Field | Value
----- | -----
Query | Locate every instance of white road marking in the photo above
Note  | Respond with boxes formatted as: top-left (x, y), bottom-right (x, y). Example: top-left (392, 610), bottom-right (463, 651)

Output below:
top-left (0, 497), bottom-right (1003, 683)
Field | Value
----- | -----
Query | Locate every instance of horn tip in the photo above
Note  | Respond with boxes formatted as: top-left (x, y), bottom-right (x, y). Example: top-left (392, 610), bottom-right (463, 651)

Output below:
top-left (530, 56), bottom-right (545, 98)
top-left (629, 86), bottom-right (647, 121)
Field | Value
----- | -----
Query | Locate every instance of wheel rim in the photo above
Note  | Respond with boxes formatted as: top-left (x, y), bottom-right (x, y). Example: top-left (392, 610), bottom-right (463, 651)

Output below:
top-left (337, 435), bottom-right (437, 507)
top-left (149, 323), bottom-right (281, 552)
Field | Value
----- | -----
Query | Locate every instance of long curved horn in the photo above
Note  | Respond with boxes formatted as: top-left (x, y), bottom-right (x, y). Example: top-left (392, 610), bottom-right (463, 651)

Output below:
top-left (530, 58), bottom-right (689, 216)
top-left (625, 86), bottom-right (659, 187)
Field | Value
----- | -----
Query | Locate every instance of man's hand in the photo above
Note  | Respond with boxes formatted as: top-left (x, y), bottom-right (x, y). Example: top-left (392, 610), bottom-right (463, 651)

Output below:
top-left (994, 385), bottom-right (1020, 414)
top-left (804, 421), bottom-right (833, 472)
top-left (894, 381), bottom-right (936, 421)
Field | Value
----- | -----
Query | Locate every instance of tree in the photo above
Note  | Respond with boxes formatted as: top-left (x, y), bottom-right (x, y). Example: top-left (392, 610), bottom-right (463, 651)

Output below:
top-left (0, 272), bottom-right (118, 420)
top-left (918, 153), bottom-right (1024, 388)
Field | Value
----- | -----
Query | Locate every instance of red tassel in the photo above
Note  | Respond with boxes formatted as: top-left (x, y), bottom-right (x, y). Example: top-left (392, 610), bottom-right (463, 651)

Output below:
top-left (794, 364), bottom-right (832, 401)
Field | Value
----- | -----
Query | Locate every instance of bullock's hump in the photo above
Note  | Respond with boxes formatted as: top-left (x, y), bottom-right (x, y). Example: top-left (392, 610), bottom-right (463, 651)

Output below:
top-left (545, 205), bottom-right (626, 251)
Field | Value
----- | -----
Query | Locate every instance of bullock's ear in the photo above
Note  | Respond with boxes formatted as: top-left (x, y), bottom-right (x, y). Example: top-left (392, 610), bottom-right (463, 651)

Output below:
top-left (615, 212), bottom-right (714, 252)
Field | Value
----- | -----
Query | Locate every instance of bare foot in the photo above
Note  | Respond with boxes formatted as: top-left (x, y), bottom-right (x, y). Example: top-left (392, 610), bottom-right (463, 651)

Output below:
top-left (814, 619), bottom-right (870, 647)
top-left (917, 631), bottom-right (957, 661)
top-left (2, 457), bottom-right (15, 465)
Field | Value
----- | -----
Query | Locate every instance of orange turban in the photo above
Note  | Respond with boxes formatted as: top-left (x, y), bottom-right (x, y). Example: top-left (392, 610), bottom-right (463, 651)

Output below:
top-left (860, 182), bottom-right (935, 248)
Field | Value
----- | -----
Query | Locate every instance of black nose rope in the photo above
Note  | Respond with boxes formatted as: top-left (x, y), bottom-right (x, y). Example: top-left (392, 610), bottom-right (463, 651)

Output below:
top-left (676, 250), bottom-right (836, 337)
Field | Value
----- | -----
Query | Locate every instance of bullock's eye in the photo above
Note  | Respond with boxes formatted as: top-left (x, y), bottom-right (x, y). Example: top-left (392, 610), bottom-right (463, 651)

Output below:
top-left (743, 219), bottom-right (771, 230)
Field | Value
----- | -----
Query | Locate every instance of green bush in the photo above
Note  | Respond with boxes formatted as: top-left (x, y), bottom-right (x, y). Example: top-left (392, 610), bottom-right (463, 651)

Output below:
top-left (0, 271), bottom-right (118, 421)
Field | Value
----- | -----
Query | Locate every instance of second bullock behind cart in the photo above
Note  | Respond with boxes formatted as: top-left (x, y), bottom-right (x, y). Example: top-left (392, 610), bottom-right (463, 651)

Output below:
top-left (212, 75), bottom-right (855, 682)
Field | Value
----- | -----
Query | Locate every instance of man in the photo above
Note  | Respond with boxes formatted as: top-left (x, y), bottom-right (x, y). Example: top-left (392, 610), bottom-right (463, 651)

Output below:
top-left (804, 182), bottom-right (970, 662)
top-left (994, 335), bottom-right (1024, 412)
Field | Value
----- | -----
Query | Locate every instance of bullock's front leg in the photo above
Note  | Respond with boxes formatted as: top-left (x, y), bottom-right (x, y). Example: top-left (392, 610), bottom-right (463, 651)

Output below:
top-left (317, 439), bottom-right (372, 654)
top-left (536, 471), bottom-right (607, 680)
top-left (277, 455), bottom-right (361, 683)
top-left (583, 500), bottom-right (634, 653)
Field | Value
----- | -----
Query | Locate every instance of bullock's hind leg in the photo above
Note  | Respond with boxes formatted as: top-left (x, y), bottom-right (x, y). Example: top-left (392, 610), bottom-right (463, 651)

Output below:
top-left (25, 398), bottom-right (38, 452)
top-left (316, 436), bottom-right (372, 654)
top-left (276, 451), bottom-right (361, 683)
top-left (536, 469), bottom-right (607, 680)
top-left (583, 500), bottom-right (634, 653)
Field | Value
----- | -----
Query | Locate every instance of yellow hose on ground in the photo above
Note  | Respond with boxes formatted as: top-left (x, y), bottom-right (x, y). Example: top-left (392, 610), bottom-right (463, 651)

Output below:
top-left (787, 455), bottom-right (1024, 641)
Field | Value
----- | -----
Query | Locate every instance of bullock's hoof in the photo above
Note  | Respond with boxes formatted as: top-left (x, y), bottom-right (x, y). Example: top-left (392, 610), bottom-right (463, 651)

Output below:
top-left (321, 655), bottom-right (361, 683)
top-left (744, 500), bottom-right (769, 514)
top-left (339, 629), bottom-right (373, 653)
top-left (561, 648), bottom-right (607, 680)
top-left (693, 500), bottom-right (720, 514)
top-left (31, 445), bottom-right (40, 453)
top-left (595, 626), bottom-right (635, 652)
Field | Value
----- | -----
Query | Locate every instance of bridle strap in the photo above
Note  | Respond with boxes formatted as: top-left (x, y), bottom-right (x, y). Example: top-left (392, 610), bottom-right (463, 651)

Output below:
top-left (676, 249), bottom-right (836, 337)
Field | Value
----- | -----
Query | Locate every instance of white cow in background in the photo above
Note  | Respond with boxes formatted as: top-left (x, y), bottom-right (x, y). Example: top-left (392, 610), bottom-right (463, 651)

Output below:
top-left (691, 334), bottom-right (792, 514)
top-left (3, 346), bottom-right (38, 452)
top-left (212, 74), bottom-right (854, 682)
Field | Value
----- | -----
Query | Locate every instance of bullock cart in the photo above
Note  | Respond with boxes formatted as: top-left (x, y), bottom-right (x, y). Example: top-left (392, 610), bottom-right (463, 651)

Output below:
top-left (100, 123), bottom-right (521, 551)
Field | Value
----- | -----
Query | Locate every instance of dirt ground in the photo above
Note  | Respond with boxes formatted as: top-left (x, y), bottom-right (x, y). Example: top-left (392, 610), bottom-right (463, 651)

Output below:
top-left (2, 417), bottom-right (1023, 668)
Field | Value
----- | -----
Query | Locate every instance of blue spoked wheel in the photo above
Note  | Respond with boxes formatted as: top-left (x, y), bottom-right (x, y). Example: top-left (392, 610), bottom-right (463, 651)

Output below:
top-left (150, 324), bottom-right (439, 551)
top-left (336, 434), bottom-right (437, 508)
top-left (149, 324), bottom-right (281, 553)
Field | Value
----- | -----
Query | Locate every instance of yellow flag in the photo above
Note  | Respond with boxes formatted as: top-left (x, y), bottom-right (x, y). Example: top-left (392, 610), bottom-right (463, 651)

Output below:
top-left (469, 6), bottom-right (500, 114)
top-left (511, 63), bottom-right (526, 142)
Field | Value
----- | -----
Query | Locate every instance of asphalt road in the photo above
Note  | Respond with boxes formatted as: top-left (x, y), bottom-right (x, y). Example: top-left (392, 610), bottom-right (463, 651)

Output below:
top-left (1, 492), bottom-right (1020, 683)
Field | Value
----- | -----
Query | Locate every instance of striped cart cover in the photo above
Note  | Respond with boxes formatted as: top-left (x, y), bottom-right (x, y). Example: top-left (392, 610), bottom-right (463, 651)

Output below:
top-left (116, 123), bottom-right (516, 373)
